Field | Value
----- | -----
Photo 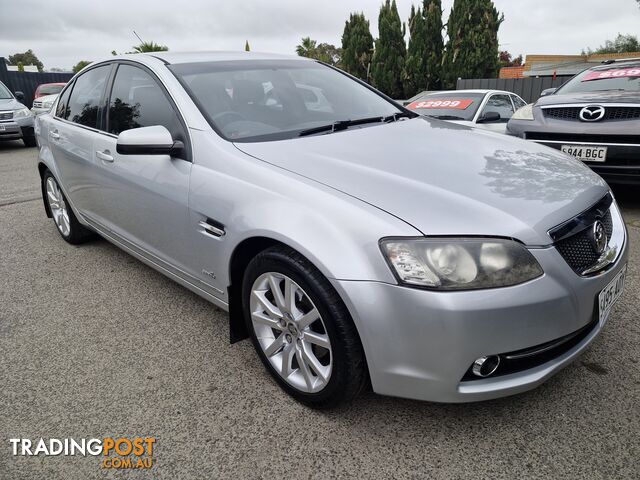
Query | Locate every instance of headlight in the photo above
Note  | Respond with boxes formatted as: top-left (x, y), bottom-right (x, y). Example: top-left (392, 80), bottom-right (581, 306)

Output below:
top-left (380, 238), bottom-right (543, 290)
top-left (42, 101), bottom-right (54, 109)
top-left (13, 107), bottom-right (32, 119)
top-left (512, 104), bottom-right (534, 121)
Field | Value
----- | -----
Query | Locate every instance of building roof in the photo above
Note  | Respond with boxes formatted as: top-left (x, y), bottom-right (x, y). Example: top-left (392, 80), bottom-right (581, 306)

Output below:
top-left (499, 51), bottom-right (640, 79)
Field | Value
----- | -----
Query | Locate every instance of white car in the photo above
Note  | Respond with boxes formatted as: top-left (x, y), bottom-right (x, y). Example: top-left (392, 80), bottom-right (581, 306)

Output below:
top-left (407, 89), bottom-right (528, 134)
top-left (31, 93), bottom-right (59, 116)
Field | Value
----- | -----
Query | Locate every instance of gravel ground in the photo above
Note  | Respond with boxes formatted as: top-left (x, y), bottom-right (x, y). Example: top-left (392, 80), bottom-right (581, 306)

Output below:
top-left (1, 141), bottom-right (638, 479)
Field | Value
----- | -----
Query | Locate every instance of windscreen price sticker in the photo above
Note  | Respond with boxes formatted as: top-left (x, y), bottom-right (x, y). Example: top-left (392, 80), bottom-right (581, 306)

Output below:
top-left (582, 68), bottom-right (640, 82)
top-left (407, 99), bottom-right (474, 110)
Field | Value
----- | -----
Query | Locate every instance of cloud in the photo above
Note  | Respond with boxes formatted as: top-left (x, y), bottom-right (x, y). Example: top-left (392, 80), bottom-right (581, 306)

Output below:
top-left (1, 0), bottom-right (638, 70)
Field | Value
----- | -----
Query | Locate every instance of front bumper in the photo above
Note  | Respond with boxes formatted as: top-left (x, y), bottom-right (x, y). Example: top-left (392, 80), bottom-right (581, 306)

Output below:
top-left (507, 120), bottom-right (640, 184)
top-left (333, 227), bottom-right (628, 403)
top-left (0, 115), bottom-right (35, 141)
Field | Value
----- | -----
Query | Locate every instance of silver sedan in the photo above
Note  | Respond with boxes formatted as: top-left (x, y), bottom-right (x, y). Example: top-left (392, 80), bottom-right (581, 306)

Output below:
top-left (35, 52), bottom-right (628, 408)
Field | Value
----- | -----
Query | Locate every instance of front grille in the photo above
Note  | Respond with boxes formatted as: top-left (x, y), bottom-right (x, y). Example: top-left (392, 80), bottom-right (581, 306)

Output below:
top-left (555, 209), bottom-right (613, 274)
top-left (32, 101), bottom-right (43, 108)
top-left (0, 111), bottom-right (13, 121)
top-left (543, 106), bottom-right (640, 121)
top-left (526, 132), bottom-right (640, 145)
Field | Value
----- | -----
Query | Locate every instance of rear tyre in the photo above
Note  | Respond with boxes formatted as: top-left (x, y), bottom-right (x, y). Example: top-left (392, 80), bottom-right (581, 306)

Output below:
top-left (43, 171), bottom-right (94, 244)
top-left (242, 245), bottom-right (367, 409)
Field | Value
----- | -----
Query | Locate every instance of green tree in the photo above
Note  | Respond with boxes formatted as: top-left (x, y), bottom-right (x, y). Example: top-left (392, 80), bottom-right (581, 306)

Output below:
top-left (341, 12), bottom-right (374, 81)
top-left (441, 0), bottom-right (503, 89)
top-left (72, 60), bottom-right (92, 73)
top-left (131, 41), bottom-right (169, 53)
top-left (371, 0), bottom-right (406, 98)
top-left (404, 0), bottom-right (444, 97)
top-left (245, 40), bottom-right (251, 51)
top-left (8, 49), bottom-right (44, 72)
top-left (498, 51), bottom-right (523, 68)
top-left (17, 62), bottom-right (24, 72)
top-left (585, 34), bottom-right (640, 54)
top-left (296, 37), bottom-right (317, 58)
top-left (315, 43), bottom-right (342, 66)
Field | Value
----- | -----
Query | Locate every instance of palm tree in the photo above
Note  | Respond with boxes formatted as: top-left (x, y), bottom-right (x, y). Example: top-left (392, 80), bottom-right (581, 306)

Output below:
top-left (132, 41), bottom-right (169, 53)
top-left (296, 37), bottom-right (317, 58)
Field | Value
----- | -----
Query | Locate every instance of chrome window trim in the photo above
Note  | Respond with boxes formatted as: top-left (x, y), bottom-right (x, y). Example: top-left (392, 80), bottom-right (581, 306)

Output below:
top-left (540, 103), bottom-right (640, 109)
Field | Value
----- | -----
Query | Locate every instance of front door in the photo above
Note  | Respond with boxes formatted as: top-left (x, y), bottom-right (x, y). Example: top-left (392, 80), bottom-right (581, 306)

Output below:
top-left (92, 63), bottom-right (193, 274)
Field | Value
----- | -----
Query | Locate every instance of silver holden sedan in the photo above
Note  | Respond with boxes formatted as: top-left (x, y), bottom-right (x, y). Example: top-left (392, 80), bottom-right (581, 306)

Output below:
top-left (35, 52), bottom-right (628, 409)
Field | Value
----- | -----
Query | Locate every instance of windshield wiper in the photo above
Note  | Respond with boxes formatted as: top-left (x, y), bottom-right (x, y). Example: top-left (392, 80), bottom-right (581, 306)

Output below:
top-left (426, 114), bottom-right (465, 120)
top-left (382, 112), bottom-right (414, 122)
top-left (298, 116), bottom-right (386, 137)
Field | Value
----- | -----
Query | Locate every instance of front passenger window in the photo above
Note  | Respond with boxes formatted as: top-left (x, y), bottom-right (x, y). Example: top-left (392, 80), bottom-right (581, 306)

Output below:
top-left (481, 94), bottom-right (515, 122)
top-left (107, 65), bottom-right (185, 144)
top-left (66, 65), bottom-right (110, 129)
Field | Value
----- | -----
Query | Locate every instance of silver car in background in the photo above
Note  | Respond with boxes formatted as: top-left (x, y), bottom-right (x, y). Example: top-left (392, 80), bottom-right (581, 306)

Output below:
top-left (35, 52), bottom-right (628, 408)
top-left (507, 59), bottom-right (640, 184)
top-left (0, 80), bottom-right (36, 147)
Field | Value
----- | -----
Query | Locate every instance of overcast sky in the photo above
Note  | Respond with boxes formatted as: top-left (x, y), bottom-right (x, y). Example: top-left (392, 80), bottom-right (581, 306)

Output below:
top-left (1, 0), bottom-right (639, 70)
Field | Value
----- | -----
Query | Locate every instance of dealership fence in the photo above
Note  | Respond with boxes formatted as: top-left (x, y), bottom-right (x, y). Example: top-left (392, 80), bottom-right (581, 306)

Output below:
top-left (456, 75), bottom-right (574, 103)
top-left (0, 58), bottom-right (74, 108)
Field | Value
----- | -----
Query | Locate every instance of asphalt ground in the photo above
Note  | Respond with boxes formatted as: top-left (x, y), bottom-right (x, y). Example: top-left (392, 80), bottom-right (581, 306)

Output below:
top-left (1, 140), bottom-right (638, 479)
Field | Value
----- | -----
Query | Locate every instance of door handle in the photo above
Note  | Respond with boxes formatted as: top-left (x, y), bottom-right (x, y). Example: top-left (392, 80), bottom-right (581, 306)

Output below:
top-left (96, 150), bottom-right (114, 163)
top-left (50, 131), bottom-right (60, 140)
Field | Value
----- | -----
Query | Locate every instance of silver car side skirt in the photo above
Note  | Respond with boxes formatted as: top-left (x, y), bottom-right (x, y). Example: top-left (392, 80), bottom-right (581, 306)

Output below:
top-left (82, 215), bottom-right (230, 312)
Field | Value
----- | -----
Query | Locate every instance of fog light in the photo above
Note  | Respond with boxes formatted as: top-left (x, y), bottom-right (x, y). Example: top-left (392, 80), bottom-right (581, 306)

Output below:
top-left (472, 355), bottom-right (501, 377)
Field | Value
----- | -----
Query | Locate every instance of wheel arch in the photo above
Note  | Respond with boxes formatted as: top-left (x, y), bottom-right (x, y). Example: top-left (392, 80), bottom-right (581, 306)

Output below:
top-left (38, 162), bottom-right (52, 218)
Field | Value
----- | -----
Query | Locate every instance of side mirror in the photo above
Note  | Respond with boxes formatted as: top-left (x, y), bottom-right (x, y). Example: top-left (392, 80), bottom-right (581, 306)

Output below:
top-left (540, 88), bottom-right (557, 97)
top-left (116, 125), bottom-right (183, 156)
top-left (14, 91), bottom-right (24, 102)
top-left (477, 111), bottom-right (501, 124)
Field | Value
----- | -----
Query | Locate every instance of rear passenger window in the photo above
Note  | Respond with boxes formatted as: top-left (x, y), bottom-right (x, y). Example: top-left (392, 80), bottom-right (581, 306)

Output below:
top-left (55, 84), bottom-right (73, 119)
top-left (66, 65), bottom-right (110, 129)
top-left (107, 65), bottom-right (185, 143)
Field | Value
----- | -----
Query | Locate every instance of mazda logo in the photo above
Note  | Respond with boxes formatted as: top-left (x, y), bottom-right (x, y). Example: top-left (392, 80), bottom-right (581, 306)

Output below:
top-left (591, 221), bottom-right (608, 255)
top-left (579, 105), bottom-right (606, 122)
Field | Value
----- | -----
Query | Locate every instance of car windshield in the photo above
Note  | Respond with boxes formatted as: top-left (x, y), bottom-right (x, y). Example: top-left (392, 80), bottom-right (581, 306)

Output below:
top-left (0, 82), bottom-right (12, 99)
top-left (38, 84), bottom-right (64, 96)
top-left (406, 93), bottom-right (485, 121)
top-left (169, 60), bottom-right (404, 142)
top-left (558, 64), bottom-right (640, 93)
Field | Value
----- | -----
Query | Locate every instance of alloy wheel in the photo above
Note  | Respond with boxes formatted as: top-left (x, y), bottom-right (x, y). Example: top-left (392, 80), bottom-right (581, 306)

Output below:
top-left (46, 177), bottom-right (71, 237)
top-left (250, 272), bottom-right (332, 393)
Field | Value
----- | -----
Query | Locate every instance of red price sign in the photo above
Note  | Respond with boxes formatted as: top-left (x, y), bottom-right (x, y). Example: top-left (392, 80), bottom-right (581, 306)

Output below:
top-left (407, 99), bottom-right (474, 110)
top-left (582, 68), bottom-right (640, 82)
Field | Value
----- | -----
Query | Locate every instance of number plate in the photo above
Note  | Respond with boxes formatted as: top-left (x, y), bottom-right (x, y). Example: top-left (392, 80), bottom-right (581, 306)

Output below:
top-left (599, 265), bottom-right (626, 323)
top-left (561, 145), bottom-right (607, 162)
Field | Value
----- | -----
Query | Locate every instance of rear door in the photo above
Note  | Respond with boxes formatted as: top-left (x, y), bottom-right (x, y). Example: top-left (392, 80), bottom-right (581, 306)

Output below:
top-left (48, 64), bottom-right (112, 220)
top-left (92, 62), bottom-right (193, 273)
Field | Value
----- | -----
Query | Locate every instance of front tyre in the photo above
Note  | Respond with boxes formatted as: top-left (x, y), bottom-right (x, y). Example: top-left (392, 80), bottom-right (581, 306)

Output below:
top-left (43, 171), bottom-right (94, 244)
top-left (242, 246), bottom-right (367, 409)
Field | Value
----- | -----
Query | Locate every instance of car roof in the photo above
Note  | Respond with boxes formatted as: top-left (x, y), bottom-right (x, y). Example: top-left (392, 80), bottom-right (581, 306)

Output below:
top-left (427, 89), bottom-right (513, 95)
top-left (37, 82), bottom-right (66, 87)
top-left (144, 51), bottom-right (308, 65)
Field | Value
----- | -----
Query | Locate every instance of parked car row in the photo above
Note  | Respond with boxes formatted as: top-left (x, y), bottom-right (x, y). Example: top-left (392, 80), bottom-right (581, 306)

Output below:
top-left (406, 59), bottom-right (639, 184)
top-left (34, 52), bottom-right (627, 408)
top-left (0, 81), bottom-right (68, 147)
